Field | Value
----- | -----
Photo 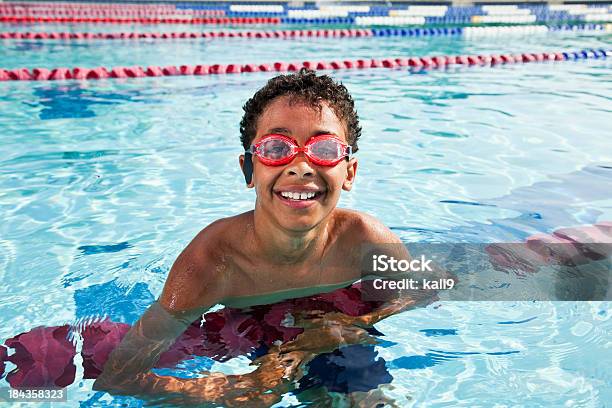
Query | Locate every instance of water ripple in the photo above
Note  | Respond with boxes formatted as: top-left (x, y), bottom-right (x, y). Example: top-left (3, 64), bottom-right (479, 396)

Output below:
top-left (0, 31), bottom-right (610, 407)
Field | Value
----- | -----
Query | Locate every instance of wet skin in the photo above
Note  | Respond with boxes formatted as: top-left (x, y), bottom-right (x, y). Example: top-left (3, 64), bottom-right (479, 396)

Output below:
top-left (93, 96), bottom-right (413, 405)
top-left (244, 96), bottom-right (357, 235)
top-left (158, 96), bottom-right (403, 312)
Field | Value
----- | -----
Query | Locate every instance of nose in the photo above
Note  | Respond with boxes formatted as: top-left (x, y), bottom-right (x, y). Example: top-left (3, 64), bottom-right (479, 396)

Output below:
top-left (284, 153), bottom-right (314, 178)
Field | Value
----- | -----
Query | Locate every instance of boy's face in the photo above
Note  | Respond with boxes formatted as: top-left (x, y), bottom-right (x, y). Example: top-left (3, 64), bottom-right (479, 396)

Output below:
top-left (240, 95), bottom-right (357, 232)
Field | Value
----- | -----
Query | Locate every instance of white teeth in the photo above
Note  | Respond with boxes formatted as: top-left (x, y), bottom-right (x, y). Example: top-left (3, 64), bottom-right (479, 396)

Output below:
top-left (280, 191), bottom-right (318, 200)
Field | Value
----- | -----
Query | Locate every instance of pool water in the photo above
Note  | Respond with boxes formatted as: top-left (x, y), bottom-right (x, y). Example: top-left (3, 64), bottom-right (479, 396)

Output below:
top-left (1, 25), bottom-right (611, 406)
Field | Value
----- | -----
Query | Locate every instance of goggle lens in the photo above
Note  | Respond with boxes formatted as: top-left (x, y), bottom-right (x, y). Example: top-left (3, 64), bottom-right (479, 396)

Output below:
top-left (259, 138), bottom-right (293, 160)
top-left (251, 135), bottom-right (350, 166)
top-left (309, 139), bottom-right (343, 161)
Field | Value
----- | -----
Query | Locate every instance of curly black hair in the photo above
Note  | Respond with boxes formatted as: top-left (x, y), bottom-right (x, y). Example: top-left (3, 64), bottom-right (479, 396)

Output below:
top-left (240, 68), bottom-right (361, 152)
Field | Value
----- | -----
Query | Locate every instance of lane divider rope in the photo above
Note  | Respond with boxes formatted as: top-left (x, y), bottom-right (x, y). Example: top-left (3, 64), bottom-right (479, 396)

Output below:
top-left (0, 28), bottom-right (375, 40)
top-left (1, 2), bottom-right (610, 26)
top-left (2, 15), bottom-right (610, 26)
top-left (1, 49), bottom-right (608, 82)
top-left (0, 11), bottom-right (226, 17)
top-left (1, 24), bottom-right (607, 41)
top-left (0, 16), bottom-right (281, 24)
top-left (0, 10), bottom-right (225, 17)
top-left (0, 3), bottom-right (221, 14)
top-left (0, 3), bottom-right (191, 8)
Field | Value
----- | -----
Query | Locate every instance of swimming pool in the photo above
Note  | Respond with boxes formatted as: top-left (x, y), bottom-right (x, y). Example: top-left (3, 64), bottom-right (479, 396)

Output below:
top-left (1, 9), bottom-right (611, 407)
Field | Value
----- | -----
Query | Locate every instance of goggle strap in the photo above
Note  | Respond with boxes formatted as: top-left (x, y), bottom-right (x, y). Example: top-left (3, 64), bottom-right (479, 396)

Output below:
top-left (243, 151), bottom-right (253, 185)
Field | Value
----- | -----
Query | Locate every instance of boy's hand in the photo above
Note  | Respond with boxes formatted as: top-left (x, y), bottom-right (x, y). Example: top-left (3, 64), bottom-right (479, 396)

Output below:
top-left (185, 350), bottom-right (312, 406)
top-left (279, 319), bottom-right (377, 355)
top-left (294, 310), bottom-right (360, 328)
top-left (131, 353), bottom-right (300, 407)
top-left (294, 293), bottom-right (427, 330)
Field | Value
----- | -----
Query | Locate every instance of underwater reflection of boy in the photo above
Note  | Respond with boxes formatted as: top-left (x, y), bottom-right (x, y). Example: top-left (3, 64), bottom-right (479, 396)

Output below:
top-left (93, 69), bottom-right (426, 405)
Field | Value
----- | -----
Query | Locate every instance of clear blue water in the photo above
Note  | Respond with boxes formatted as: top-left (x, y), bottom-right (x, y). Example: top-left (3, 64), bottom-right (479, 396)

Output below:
top-left (0, 27), bottom-right (611, 406)
top-left (0, 25), bottom-right (609, 69)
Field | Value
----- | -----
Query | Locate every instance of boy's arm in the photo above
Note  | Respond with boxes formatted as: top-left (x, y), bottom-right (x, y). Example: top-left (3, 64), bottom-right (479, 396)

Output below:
top-left (93, 227), bottom-right (227, 396)
top-left (92, 302), bottom-right (206, 394)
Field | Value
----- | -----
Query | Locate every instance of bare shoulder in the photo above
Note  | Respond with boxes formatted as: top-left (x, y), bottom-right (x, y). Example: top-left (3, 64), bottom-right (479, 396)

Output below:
top-left (332, 208), bottom-right (402, 245)
top-left (159, 212), bottom-right (253, 312)
top-left (332, 209), bottom-right (410, 279)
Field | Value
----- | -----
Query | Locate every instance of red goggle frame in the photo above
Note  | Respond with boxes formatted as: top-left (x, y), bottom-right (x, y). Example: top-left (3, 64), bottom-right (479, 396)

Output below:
top-left (247, 134), bottom-right (352, 167)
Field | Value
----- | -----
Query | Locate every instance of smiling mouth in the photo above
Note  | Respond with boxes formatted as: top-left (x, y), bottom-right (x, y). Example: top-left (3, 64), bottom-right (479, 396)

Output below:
top-left (278, 191), bottom-right (323, 201)
top-left (274, 190), bottom-right (326, 206)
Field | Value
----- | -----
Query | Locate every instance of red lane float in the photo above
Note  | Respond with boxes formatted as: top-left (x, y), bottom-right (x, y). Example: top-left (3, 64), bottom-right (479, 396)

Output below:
top-left (0, 29), bottom-right (374, 41)
top-left (0, 9), bottom-right (225, 18)
top-left (0, 2), bottom-right (186, 8)
top-left (0, 3), bottom-right (222, 16)
top-left (0, 16), bottom-right (281, 25)
top-left (0, 12), bottom-right (225, 19)
top-left (0, 50), bottom-right (606, 82)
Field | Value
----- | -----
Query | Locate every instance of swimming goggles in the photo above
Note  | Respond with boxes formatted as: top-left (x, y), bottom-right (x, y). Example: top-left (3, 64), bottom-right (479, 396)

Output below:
top-left (242, 134), bottom-right (352, 184)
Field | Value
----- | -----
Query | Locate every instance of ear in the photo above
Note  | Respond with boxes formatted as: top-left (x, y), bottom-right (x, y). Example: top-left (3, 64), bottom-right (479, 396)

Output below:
top-left (239, 154), bottom-right (255, 188)
top-left (342, 158), bottom-right (357, 191)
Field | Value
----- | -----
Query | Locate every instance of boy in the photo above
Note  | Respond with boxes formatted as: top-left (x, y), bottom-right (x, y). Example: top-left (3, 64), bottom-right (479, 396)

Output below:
top-left (93, 69), bottom-right (421, 405)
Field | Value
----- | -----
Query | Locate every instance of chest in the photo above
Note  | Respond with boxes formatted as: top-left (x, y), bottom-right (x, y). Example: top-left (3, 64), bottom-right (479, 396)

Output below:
top-left (224, 244), bottom-right (362, 301)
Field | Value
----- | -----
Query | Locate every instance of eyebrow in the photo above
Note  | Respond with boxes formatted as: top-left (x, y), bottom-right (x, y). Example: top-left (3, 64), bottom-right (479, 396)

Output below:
top-left (264, 128), bottom-right (338, 136)
top-left (313, 129), bottom-right (338, 136)
top-left (266, 127), bottom-right (291, 134)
